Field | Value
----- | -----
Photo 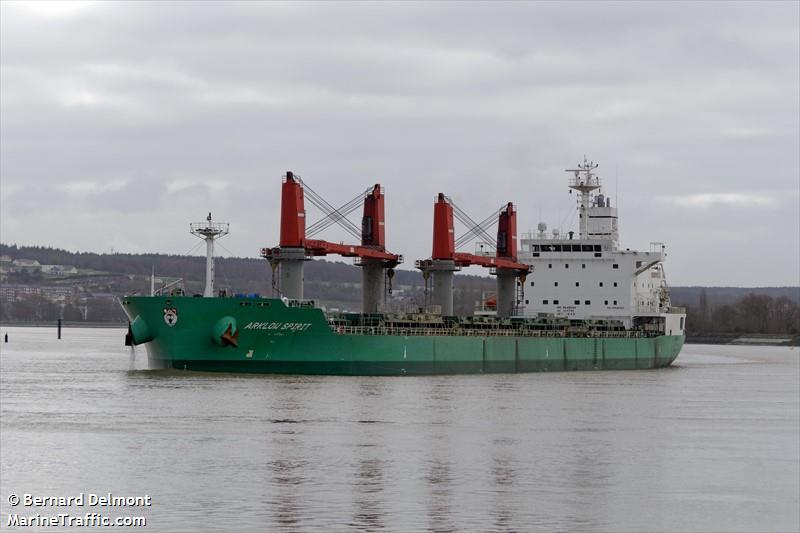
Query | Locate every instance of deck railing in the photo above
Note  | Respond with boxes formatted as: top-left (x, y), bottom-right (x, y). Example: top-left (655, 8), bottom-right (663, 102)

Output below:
top-left (329, 325), bottom-right (654, 338)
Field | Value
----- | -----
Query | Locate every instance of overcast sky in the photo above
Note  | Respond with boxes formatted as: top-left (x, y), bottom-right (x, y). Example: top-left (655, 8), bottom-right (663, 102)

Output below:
top-left (1, 1), bottom-right (798, 286)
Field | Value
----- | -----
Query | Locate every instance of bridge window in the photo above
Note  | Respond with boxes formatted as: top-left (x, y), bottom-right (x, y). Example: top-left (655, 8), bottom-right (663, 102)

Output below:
top-left (582, 264), bottom-right (586, 268)
top-left (585, 300), bottom-right (591, 305)
top-left (574, 300), bottom-right (580, 305)
top-left (613, 264), bottom-right (619, 269)
top-left (530, 281), bottom-right (534, 287)
top-left (543, 300), bottom-right (549, 305)
top-left (553, 300), bottom-right (559, 305)
top-left (548, 264), bottom-right (552, 269)
top-left (565, 264), bottom-right (569, 269)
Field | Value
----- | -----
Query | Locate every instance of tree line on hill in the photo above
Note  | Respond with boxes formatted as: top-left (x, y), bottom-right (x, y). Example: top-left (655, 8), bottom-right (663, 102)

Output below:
top-left (0, 243), bottom-right (493, 291)
top-left (680, 289), bottom-right (798, 336)
top-left (0, 244), bottom-right (496, 322)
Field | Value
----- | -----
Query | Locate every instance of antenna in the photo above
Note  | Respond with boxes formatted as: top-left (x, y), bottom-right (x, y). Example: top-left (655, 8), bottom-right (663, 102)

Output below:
top-left (565, 156), bottom-right (601, 239)
top-left (190, 212), bottom-right (229, 297)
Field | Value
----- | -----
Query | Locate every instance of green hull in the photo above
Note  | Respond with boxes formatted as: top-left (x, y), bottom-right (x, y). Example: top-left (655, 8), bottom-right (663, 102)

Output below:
top-left (121, 296), bottom-right (684, 375)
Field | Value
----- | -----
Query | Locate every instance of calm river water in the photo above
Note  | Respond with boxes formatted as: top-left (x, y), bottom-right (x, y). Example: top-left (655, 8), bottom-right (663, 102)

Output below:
top-left (1, 327), bottom-right (798, 532)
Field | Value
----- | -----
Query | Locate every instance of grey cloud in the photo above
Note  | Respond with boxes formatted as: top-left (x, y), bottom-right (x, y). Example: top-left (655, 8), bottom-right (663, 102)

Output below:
top-left (1, 1), bottom-right (797, 285)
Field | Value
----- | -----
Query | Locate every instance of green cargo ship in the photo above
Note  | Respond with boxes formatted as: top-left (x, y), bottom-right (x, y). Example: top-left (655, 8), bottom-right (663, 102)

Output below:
top-left (122, 296), bottom-right (683, 375)
top-left (121, 160), bottom-right (685, 375)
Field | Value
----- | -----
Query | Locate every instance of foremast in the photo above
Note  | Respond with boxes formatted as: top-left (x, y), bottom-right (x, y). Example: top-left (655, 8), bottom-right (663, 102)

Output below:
top-left (190, 213), bottom-right (229, 297)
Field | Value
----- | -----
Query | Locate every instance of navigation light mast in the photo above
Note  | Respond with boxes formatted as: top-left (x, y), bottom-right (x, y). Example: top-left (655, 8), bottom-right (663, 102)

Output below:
top-left (566, 156), bottom-right (601, 239)
top-left (190, 213), bottom-right (229, 297)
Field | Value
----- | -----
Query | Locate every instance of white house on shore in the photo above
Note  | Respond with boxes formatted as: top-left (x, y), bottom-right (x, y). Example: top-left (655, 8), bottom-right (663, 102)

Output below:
top-left (41, 264), bottom-right (79, 276)
top-left (11, 259), bottom-right (41, 273)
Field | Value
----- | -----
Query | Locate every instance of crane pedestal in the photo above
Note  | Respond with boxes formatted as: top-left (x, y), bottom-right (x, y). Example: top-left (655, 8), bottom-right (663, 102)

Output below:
top-left (275, 247), bottom-right (307, 300)
top-left (360, 260), bottom-right (386, 314)
top-left (425, 260), bottom-right (457, 316)
top-left (496, 270), bottom-right (517, 318)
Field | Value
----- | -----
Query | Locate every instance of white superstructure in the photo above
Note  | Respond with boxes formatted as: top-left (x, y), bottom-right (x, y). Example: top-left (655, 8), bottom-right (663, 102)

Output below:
top-left (517, 158), bottom-right (685, 335)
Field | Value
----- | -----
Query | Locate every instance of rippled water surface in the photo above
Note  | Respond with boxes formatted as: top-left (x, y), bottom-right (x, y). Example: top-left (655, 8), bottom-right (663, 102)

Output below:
top-left (1, 327), bottom-right (798, 532)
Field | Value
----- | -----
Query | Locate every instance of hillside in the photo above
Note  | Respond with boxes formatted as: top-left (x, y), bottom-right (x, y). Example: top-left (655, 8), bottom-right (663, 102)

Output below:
top-left (0, 243), bottom-right (496, 317)
top-left (2, 244), bottom-right (798, 337)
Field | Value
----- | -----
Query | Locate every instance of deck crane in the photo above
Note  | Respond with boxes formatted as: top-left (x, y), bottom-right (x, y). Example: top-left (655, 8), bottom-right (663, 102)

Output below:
top-left (416, 194), bottom-right (531, 317)
top-left (261, 171), bottom-right (402, 313)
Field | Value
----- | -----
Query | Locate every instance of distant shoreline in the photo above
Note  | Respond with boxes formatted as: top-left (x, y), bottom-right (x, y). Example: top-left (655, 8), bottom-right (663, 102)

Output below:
top-left (0, 321), bottom-right (125, 329)
top-left (687, 334), bottom-right (799, 347)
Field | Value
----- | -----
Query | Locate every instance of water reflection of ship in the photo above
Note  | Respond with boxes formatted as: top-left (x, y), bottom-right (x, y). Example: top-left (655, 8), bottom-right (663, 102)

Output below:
top-left (563, 392), bottom-right (616, 532)
top-left (351, 457), bottom-right (386, 530)
top-left (265, 380), bottom-right (310, 529)
top-left (489, 379), bottom-right (519, 531)
top-left (491, 445), bottom-right (516, 531)
top-left (350, 380), bottom-right (388, 530)
top-left (268, 457), bottom-right (304, 528)
top-left (426, 458), bottom-right (455, 532)
top-left (423, 380), bottom-right (457, 532)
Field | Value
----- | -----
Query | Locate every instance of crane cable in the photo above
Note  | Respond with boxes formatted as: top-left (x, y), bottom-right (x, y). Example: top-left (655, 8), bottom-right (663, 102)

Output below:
top-left (306, 187), bottom-right (369, 238)
top-left (295, 175), bottom-right (364, 240)
top-left (454, 204), bottom-right (504, 249)
top-left (447, 196), bottom-right (501, 250)
top-left (450, 200), bottom-right (498, 248)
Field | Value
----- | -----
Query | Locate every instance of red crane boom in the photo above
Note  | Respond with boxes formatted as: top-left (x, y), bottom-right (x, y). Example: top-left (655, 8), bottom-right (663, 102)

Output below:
top-left (263, 173), bottom-right (401, 267)
top-left (426, 194), bottom-right (528, 273)
top-left (279, 172), bottom-right (305, 248)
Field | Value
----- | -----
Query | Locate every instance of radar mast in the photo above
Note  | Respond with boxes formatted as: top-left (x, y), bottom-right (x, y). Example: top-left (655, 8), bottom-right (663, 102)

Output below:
top-left (566, 156), bottom-right (601, 239)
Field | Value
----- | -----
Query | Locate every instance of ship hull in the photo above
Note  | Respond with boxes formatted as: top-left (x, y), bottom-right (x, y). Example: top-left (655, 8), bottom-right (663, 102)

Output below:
top-left (122, 296), bottom-right (684, 375)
